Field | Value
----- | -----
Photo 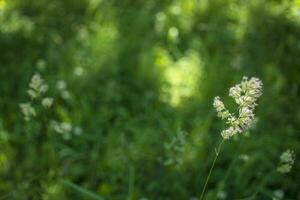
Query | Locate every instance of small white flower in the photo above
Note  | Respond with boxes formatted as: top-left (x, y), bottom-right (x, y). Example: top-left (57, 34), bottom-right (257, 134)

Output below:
top-left (61, 90), bottom-right (71, 99)
top-left (29, 74), bottom-right (43, 90)
top-left (73, 126), bottom-right (82, 135)
top-left (277, 149), bottom-right (295, 174)
top-left (277, 164), bottom-right (292, 173)
top-left (56, 80), bottom-right (67, 90)
top-left (229, 85), bottom-right (241, 99)
top-left (163, 129), bottom-right (187, 166)
top-left (60, 122), bottom-right (72, 133)
top-left (74, 67), bottom-right (84, 76)
top-left (27, 89), bottom-right (38, 99)
top-left (217, 190), bottom-right (227, 199)
top-left (27, 74), bottom-right (48, 99)
top-left (239, 154), bottom-right (249, 161)
top-left (168, 26), bottom-right (179, 42)
top-left (221, 127), bottom-right (237, 139)
top-left (213, 96), bottom-right (231, 119)
top-left (213, 96), bottom-right (225, 111)
top-left (20, 103), bottom-right (36, 121)
top-left (273, 189), bottom-right (284, 200)
top-left (39, 84), bottom-right (48, 93)
top-left (42, 97), bottom-right (53, 108)
top-left (280, 149), bottom-right (295, 164)
top-left (36, 59), bottom-right (46, 70)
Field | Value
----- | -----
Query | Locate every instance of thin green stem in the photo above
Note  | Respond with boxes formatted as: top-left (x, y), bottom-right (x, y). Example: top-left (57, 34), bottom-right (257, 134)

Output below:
top-left (62, 180), bottom-right (104, 200)
top-left (199, 139), bottom-right (225, 200)
top-left (127, 165), bottom-right (135, 200)
top-left (218, 140), bottom-right (243, 192)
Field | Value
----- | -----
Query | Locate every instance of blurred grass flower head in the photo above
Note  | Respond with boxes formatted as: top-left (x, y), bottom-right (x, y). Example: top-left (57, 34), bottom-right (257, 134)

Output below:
top-left (20, 103), bottom-right (36, 121)
top-left (51, 121), bottom-right (82, 140)
top-left (277, 149), bottom-right (295, 174)
top-left (56, 80), bottom-right (66, 90)
top-left (273, 189), bottom-right (284, 200)
top-left (217, 190), bottom-right (227, 199)
top-left (27, 73), bottom-right (48, 99)
top-left (213, 77), bottom-right (263, 139)
top-left (20, 73), bottom-right (53, 121)
top-left (42, 97), bottom-right (53, 108)
top-left (164, 129), bottom-right (188, 166)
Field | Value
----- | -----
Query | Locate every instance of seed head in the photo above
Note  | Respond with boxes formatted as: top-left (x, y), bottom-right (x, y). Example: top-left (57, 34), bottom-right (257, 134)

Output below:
top-left (277, 149), bottom-right (295, 174)
top-left (27, 73), bottom-right (48, 99)
top-left (20, 103), bottom-right (36, 121)
top-left (213, 77), bottom-right (263, 139)
top-left (42, 97), bottom-right (53, 108)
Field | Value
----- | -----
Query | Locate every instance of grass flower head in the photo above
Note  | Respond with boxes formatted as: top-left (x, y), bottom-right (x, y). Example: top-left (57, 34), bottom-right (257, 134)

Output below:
top-left (213, 77), bottom-right (263, 139)
top-left (27, 73), bottom-right (48, 99)
top-left (277, 149), bottom-right (295, 174)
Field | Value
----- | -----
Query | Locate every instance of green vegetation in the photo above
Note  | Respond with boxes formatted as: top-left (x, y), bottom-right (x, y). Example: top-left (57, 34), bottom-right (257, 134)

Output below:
top-left (0, 0), bottom-right (299, 199)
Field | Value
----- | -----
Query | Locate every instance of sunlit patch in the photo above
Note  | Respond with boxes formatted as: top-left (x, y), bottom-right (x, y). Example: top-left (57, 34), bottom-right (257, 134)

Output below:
top-left (0, 0), bottom-right (6, 9)
top-left (0, 128), bottom-right (9, 172)
top-left (292, 0), bottom-right (300, 18)
top-left (97, 183), bottom-right (112, 196)
top-left (0, 12), bottom-right (34, 34)
top-left (168, 27), bottom-right (179, 42)
top-left (42, 182), bottom-right (64, 200)
top-left (155, 49), bottom-right (201, 106)
top-left (0, 153), bottom-right (8, 172)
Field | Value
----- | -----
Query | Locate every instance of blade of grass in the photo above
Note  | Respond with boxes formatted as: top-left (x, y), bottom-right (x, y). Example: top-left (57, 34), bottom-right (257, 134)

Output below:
top-left (127, 165), bottom-right (135, 200)
top-left (62, 180), bottom-right (104, 200)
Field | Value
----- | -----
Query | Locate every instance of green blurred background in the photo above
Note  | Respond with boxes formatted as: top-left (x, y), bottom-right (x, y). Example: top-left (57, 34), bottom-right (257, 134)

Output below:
top-left (0, 0), bottom-right (299, 199)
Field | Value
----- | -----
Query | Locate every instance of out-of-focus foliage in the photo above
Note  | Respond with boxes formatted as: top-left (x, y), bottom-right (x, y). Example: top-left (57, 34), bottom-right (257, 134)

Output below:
top-left (0, 0), bottom-right (299, 199)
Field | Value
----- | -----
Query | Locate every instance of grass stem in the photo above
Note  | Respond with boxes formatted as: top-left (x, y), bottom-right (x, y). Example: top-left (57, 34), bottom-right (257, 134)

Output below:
top-left (199, 139), bottom-right (225, 200)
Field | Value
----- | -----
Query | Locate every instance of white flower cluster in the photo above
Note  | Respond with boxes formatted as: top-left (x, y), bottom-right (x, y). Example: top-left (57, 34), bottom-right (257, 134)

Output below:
top-left (27, 74), bottom-right (48, 99)
top-left (51, 121), bottom-right (82, 140)
top-left (213, 77), bottom-right (263, 139)
top-left (56, 80), bottom-right (71, 99)
top-left (216, 190), bottom-right (227, 200)
top-left (19, 103), bottom-right (36, 121)
top-left (164, 129), bottom-right (188, 166)
top-left (20, 73), bottom-right (53, 121)
top-left (42, 97), bottom-right (54, 108)
top-left (277, 149), bottom-right (295, 174)
top-left (273, 189), bottom-right (284, 200)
